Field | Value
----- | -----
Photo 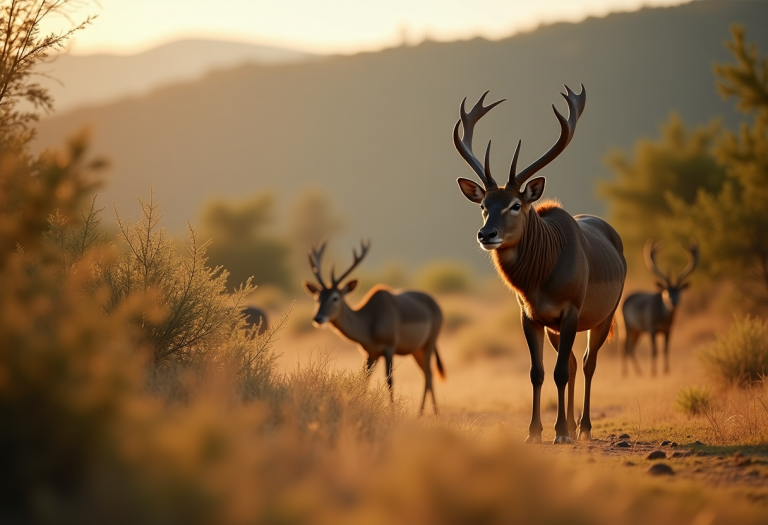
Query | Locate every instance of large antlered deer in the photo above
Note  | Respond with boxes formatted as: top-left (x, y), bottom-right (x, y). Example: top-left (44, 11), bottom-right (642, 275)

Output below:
top-left (621, 240), bottom-right (699, 376)
top-left (302, 241), bottom-right (445, 415)
top-left (452, 86), bottom-right (627, 443)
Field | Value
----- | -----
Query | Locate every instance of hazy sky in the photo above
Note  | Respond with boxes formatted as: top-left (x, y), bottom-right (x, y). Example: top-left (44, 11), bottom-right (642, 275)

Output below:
top-left (56, 0), bottom-right (687, 55)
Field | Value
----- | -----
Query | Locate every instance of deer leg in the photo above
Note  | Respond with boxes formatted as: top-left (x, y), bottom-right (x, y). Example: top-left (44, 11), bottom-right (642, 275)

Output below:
top-left (663, 332), bottom-right (671, 374)
top-left (384, 351), bottom-right (395, 403)
top-left (625, 329), bottom-right (642, 376)
top-left (412, 349), bottom-right (435, 416)
top-left (578, 313), bottom-right (614, 441)
top-left (547, 329), bottom-right (577, 439)
top-left (650, 331), bottom-right (658, 377)
top-left (365, 356), bottom-right (377, 378)
top-left (522, 315), bottom-right (545, 444)
top-left (553, 308), bottom-right (579, 445)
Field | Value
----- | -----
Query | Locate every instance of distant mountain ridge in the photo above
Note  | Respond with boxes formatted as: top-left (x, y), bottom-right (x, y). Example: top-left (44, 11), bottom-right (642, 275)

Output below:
top-left (37, 39), bottom-right (315, 112)
top-left (33, 1), bottom-right (768, 273)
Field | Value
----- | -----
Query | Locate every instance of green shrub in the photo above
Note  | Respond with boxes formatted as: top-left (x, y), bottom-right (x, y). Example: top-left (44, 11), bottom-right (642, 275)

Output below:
top-left (676, 385), bottom-right (711, 416)
top-left (699, 316), bottom-right (768, 387)
top-left (417, 261), bottom-right (472, 294)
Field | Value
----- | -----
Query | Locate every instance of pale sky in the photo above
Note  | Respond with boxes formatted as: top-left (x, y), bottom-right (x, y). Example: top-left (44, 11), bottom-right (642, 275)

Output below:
top-left (52, 0), bottom-right (688, 55)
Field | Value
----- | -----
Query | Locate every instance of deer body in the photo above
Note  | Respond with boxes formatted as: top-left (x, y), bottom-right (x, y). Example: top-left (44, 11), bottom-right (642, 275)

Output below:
top-left (452, 86), bottom-right (627, 444)
top-left (622, 240), bottom-right (698, 376)
top-left (303, 243), bottom-right (445, 414)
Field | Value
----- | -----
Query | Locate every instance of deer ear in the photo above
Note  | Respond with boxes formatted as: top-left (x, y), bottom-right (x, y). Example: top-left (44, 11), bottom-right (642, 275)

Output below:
top-left (655, 281), bottom-right (666, 291)
top-left (302, 281), bottom-right (321, 297)
top-left (341, 279), bottom-right (358, 294)
top-left (457, 178), bottom-right (485, 204)
top-left (522, 177), bottom-right (546, 203)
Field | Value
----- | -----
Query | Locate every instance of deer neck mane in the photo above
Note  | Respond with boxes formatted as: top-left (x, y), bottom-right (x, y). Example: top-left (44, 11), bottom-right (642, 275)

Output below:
top-left (491, 203), bottom-right (566, 300)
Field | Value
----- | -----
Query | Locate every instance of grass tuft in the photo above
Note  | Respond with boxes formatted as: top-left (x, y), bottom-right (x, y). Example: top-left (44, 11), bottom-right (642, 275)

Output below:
top-left (676, 385), bottom-right (711, 416)
top-left (699, 316), bottom-right (768, 387)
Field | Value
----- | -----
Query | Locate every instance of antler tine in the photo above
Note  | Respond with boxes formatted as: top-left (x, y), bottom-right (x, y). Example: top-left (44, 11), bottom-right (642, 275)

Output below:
top-left (331, 239), bottom-right (371, 287)
top-left (644, 239), bottom-right (670, 283)
top-left (514, 84), bottom-right (586, 188)
top-left (307, 240), bottom-right (328, 289)
top-left (453, 91), bottom-right (505, 190)
top-left (676, 239), bottom-right (699, 284)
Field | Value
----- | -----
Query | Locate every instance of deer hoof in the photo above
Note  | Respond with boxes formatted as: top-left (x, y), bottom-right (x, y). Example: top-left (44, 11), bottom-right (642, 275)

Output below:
top-left (577, 429), bottom-right (592, 441)
top-left (553, 435), bottom-right (574, 445)
top-left (525, 434), bottom-right (542, 444)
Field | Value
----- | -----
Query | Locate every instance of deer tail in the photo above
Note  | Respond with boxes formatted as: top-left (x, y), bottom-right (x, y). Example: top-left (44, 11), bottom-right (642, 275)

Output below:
top-left (434, 346), bottom-right (446, 380)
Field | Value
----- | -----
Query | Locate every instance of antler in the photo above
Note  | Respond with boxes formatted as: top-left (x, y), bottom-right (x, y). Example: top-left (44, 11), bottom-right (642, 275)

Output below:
top-left (644, 239), bottom-right (670, 284)
top-left (308, 241), bottom-right (329, 289)
top-left (512, 85), bottom-right (586, 189)
top-left (453, 91), bottom-right (505, 190)
top-left (331, 239), bottom-right (371, 287)
top-left (676, 239), bottom-right (699, 284)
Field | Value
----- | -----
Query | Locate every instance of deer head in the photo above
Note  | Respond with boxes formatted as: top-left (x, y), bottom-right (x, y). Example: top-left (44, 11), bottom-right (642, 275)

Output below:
top-left (644, 239), bottom-right (699, 309)
top-left (302, 240), bottom-right (370, 325)
top-left (453, 86), bottom-right (586, 251)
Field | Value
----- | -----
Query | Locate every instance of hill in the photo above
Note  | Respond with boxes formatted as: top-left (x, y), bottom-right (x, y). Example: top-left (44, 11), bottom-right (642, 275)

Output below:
top-left (32, 1), bottom-right (768, 273)
top-left (36, 39), bottom-right (314, 112)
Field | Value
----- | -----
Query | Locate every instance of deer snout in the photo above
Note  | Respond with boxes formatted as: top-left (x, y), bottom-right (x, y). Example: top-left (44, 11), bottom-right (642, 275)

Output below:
top-left (313, 314), bottom-right (329, 326)
top-left (478, 227), bottom-right (500, 245)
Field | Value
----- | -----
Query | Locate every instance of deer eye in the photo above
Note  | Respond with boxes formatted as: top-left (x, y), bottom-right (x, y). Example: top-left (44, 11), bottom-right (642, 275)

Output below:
top-left (510, 203), bottom-right (521, 212)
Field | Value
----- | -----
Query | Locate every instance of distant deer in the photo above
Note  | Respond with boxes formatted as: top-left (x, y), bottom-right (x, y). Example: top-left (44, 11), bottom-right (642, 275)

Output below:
top-left (302, 241), bottom-right (445, 415)
top-left (452, 86), bottom-right (626, 443)
top-left (621, 240), bottom-right (699, 376)
top-left (242, 306), bottom-right (268, 336)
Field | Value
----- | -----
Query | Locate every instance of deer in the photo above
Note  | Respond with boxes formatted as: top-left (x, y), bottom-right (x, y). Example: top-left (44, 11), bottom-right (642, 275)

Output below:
top-left (301, 240), bottom-right (445, 415)
top-left (621, 240), bottom-right (699, 376)
top-left (452, 85), bottom-right (627, 444)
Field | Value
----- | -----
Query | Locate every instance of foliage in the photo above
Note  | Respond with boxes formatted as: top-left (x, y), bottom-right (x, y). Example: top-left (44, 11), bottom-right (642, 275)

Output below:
top-left (676, 385), bottom-right (711, 416)
top-left (287, 188), bottom-right (344, 252)
top-left (200, 192), bottom-right (293, 290)
top-left (0, 0), bottom-right (94, 147)
top-left (416, 260), bottom-right (473, 294)
top-left (699, 315), bottom-right (768, 388)
top-left (667, 26), bottom-right (768, 304)
top-left (599, 113), bottom-right (725, 259)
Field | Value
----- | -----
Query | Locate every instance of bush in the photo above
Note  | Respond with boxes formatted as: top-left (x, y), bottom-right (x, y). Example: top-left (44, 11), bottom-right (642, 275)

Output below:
top-left (417, 261), bottom-right (472, 294)
top-left (676, 386), bottom-right (711, 416)
top-left (699, 316), bottom-right (768, 387)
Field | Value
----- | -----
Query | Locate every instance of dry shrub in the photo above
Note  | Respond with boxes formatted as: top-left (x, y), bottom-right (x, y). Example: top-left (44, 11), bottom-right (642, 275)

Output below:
top-left (702, 380), bottom-right (768, 444)
top-left (417, 261), bottom-right (472, 294)
top-left (700, 315), bottom-right (768, 387)
top-left (676, 385), bottom-right (711, 416)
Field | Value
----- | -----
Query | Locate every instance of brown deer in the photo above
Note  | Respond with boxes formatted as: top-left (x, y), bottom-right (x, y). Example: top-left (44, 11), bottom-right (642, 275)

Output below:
top-left (621, 240), bottom-right (699, 376)
top-left (301, 240), bottom-right (445, 415)
top-left (452, 86), bottom-right (627, 443)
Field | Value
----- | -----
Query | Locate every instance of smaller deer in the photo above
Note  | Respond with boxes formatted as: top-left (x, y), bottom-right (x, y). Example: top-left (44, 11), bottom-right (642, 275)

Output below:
top-left (302, 240), bottom-right (445, 414)
top-left (622, 240), bottom-right (699, 376)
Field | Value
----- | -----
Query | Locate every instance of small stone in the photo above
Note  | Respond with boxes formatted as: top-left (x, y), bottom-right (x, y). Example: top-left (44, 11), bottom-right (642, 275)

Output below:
top-left (670, 442), bottom-right (679, 447)
top-left (671, 451), bottom-right (688, 458)
top-left (648, 463), bottom-right (675, 476)
top-left (618, 433), bottom-right (631, 439)
top-left (625, 461), bottom-right (636, 467)
top-left (615, 440), bottom-right (631, 448)
top-left (694, 440), bottom-right (704, 446)
top-left (646, 450), bottom-right (667, 460)
top-left (661, 440), bottom-right (671, 446)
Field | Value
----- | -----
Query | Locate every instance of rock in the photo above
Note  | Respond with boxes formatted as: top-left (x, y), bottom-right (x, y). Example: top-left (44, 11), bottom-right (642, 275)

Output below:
top-left (646, 450), bottom-right (667, 460)
top-left (618, 433), bottom-right (631, 439)
top-left (615, 441), bottom-right (631, 448)
top-left (648, 463), bottom-right (675, 476)
top-left (670, 442), bottom-right (679, 447)
top-left (625, 461), bottom-right (636, 467)
top-left (694, 440), bottom-right (705, 446)
top-left (671, 451), bottom-right (688, 458)
top-left (661, 440), bottom-right (671, 446)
